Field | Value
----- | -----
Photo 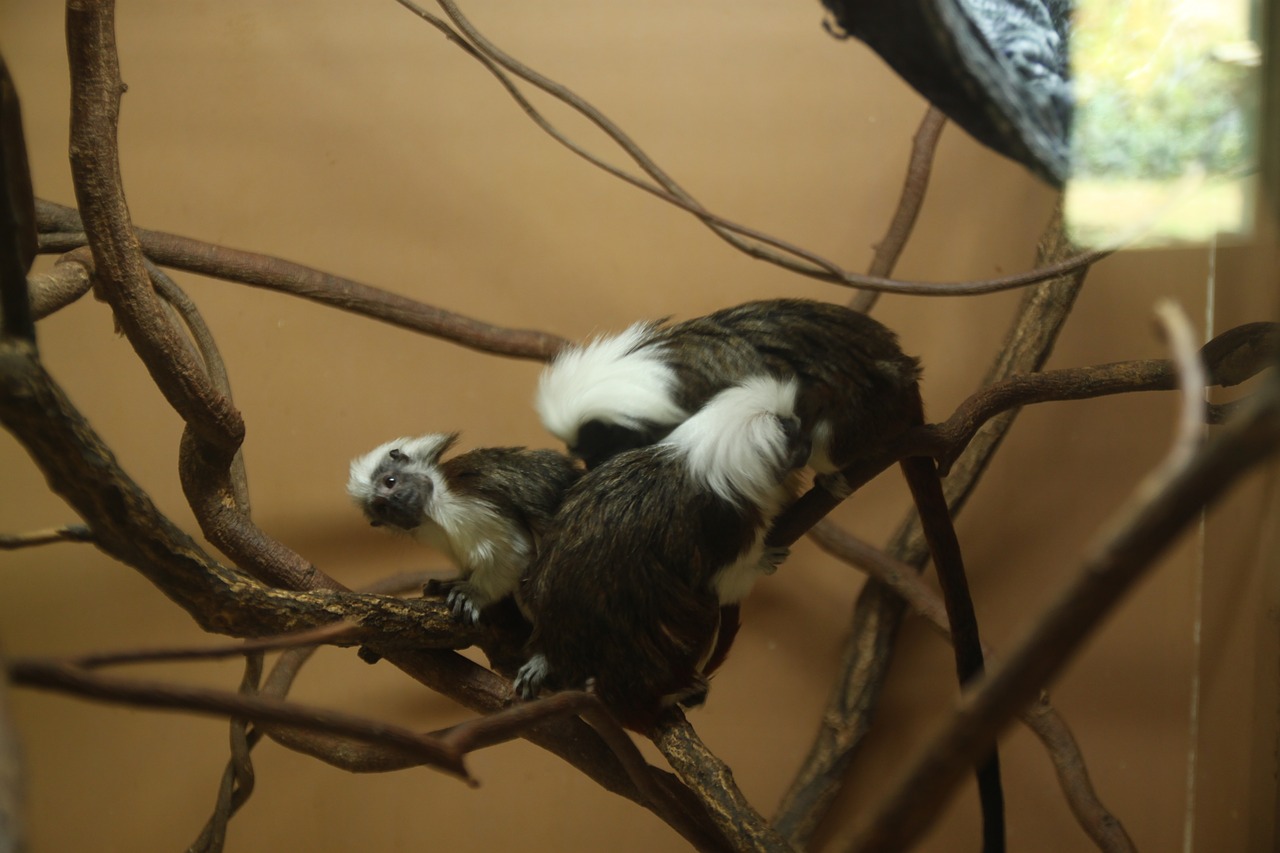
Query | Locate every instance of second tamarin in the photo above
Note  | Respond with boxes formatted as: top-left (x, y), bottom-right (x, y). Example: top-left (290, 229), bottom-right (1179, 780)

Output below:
top-left (515, 375), bottom-right (810, 731)
top-left (535, 297), bottom-right (922, 473)
top-left (534, 297), bottom-right (1005, 848)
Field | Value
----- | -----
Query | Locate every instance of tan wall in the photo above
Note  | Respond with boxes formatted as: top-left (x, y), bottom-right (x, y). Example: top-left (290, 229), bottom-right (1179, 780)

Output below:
top-left (1, 2), bottom-right (1277, 850)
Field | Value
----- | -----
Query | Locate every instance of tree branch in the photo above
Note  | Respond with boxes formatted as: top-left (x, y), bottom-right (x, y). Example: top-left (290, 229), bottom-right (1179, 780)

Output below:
top-left (65, 0), bottom-right (242, 453)
top-left (26, 256), bottom-right (91, 320)
top-left (851, 106), bottom-right (947, 313)
top-left (35, 200), bottom-right (565, 361)
top-left (806, 521), bottom-right (1136, 852)
top-left (7, 657), bottom-right (473, 781)
top-left (653, 712), bottom-right (796, 853)
top-left (848, 347), bottom-right (1280, 853)
top-left (773, 201), bottom-right (1088, 845)
top-left (392, 0), bottom-right (1109, 298)
top-left (928, 321), bottom-right (1278, 474)
top-left (0, 524), bottom-right (93, 549)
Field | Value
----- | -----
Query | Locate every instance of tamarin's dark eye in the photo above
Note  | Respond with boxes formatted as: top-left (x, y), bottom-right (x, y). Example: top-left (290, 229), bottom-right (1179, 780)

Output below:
top-left (383, 475), bottom-right (397, 488)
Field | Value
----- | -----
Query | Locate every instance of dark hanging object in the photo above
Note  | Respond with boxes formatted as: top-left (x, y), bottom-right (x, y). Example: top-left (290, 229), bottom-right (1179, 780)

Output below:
top-left (1, 54), bottom-right (38, 341)
top-left (822, 0), bottom-right (1073, 187)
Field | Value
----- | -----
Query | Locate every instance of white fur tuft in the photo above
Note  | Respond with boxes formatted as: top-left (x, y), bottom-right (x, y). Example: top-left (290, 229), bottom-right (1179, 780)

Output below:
top-left (663, 375), bottom-right (799, 513)
top-left (535, 322), bottom-right (687, 445)
top-left (346, 434), bottom-right (453, 505)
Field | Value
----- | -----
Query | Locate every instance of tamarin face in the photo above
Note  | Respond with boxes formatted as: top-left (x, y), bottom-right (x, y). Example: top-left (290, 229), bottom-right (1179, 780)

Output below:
top-left (348, 434), bottom-right (582, 625)
top-left (347, 434), bottom-right (455, 532)
top-left (360, 448), bottom-right (431, 529)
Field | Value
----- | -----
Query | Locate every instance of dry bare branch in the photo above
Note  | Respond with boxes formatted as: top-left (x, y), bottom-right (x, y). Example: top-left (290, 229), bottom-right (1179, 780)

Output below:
top-left (395, 0), bottom-right (1110, 298)
top-left (26, 258), bottom-right (91, 320)
top-left (654, 712), bottom-right (796, 853)
top-left (774, 202), bottom-right (1089, 845)
top-left (0, 524), bottom-right (92, 549)
top-left (1151, 300), bottom-right (1206, 468)
top-left (8, 657), bottom-right (473, 781)
top-left (188, 652), bottom-right (262, 853)
top-left (65, 2), bottom-right (242, 454)
top-left (847, 336), bottom-right (1280, 853)
top-left (851, 106), bottom-right (947, 313)
top-left (927, 321), bottom-right (1277, 474)
top-left (35, 201), bottom-right (566, 361)
top-left (807, 521), bottom-right (1136, 852)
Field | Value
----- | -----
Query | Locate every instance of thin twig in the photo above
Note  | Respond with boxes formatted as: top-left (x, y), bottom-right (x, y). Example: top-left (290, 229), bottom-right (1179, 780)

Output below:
top-left (0, 646), bottom-right (26, 853)
top-left (0, 524), bottom-right (93, 549)
top-left (8, 658), bottom-right (472, 781)
top-left (807, 521), bottom-right (1136, 852)
top-left (72, 622), bottom-right (359, 669)
top-left (1152, 301), bottom-right (1206, 468)
top-left (394, 0), bottom-right (1110, 297)
top-left (852, 107), bottom-right (947, 313)
top-left (188, 652), bottom-right (262, 853)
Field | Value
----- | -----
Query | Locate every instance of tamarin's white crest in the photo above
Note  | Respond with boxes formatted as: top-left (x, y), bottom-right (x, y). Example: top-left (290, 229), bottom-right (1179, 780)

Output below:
top-left (347, 433), bottom-right (581, 624)
top-left (515, 375), bottom-right (807, 731)
top-left (535, 298), bottom-right (922, 473)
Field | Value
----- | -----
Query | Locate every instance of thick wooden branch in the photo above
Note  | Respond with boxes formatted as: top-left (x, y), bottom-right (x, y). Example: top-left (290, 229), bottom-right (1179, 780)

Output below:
top-left (653, 713), bottom-right (796, 853)
top-left (65, 1), bottom-right (242, 453)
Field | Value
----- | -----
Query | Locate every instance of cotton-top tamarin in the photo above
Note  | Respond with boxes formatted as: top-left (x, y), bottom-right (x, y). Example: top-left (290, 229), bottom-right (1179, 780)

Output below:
top-left (514, 375), bottom-right (809, 732)
top-left (347, 434), bottom-right (581, 624)
top-left (534, 298), bottom-right (1003, 841)
top-left (536, 298), bottom-right (921, 473)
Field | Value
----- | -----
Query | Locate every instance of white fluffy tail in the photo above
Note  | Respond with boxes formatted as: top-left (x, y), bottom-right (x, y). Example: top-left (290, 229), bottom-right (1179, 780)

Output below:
top-left (663, 376), bottom-right (800, 511)
top-left (535, 322), bottom-right (686, 445)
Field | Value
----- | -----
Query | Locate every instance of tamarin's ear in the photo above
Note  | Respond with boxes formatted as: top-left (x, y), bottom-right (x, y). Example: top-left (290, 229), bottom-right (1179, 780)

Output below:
top-left (430, 432), bottom-right (460, 464)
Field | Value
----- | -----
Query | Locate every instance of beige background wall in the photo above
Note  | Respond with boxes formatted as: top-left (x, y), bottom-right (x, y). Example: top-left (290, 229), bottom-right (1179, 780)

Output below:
top-left (1, 2), bottom-right (1277, 850)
